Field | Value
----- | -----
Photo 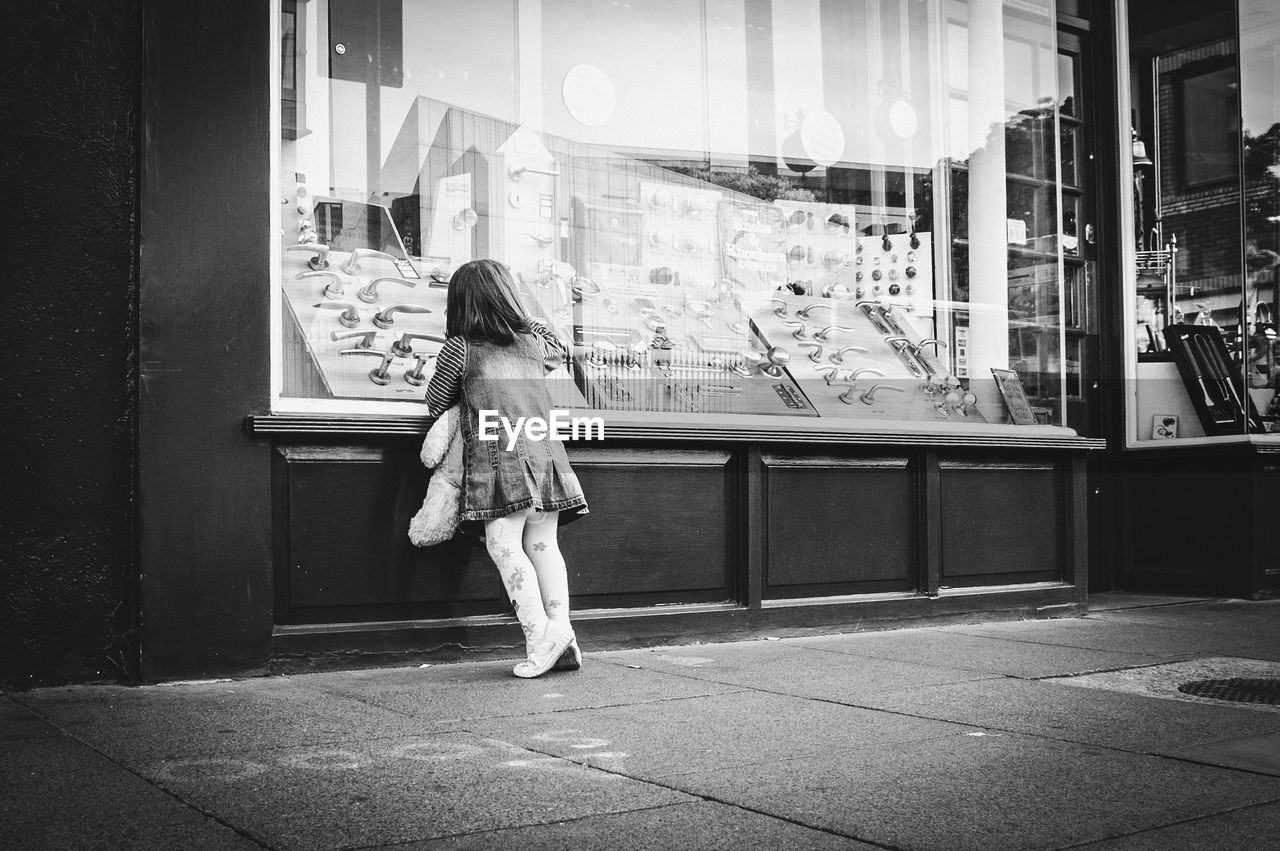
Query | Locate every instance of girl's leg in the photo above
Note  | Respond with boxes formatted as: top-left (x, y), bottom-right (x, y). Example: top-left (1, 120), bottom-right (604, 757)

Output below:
top-left (484, 511), bottom-right (548, 646)
top-left (523, 510), bottom-right (580, 670)
top-left (522, 510), bottom-right (569, 625)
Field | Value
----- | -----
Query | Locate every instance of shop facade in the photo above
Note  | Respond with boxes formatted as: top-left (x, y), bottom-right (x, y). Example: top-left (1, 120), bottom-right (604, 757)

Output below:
top-left (7, 0), bottom-right (1278, 685)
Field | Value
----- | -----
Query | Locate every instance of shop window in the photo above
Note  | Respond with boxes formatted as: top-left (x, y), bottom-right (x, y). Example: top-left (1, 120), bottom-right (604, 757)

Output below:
top-left (273, 0), bottom-right (1072, 433)
top-left (1177, 61), bottom-right (1240, 190)
top-left (1125, 1), bottom-right (1280, 442)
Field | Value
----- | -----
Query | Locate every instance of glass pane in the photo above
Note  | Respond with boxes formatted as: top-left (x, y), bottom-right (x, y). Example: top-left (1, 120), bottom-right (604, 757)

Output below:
top-left (1059, 122), bottom-right (1080, 187)
top-left (1057, 52), bottom-right (1078, 118)
top-left (1130, 2), bottom-right (1255, 439)
top-left (275, 0), bottom-right (1067, 430)
top-left (1240, 0), bottom-right (1280, 427)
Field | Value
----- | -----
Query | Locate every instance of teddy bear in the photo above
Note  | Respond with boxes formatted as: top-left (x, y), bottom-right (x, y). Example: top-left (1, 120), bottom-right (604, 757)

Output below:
top-left (408, 405), bottom-right (464, 547)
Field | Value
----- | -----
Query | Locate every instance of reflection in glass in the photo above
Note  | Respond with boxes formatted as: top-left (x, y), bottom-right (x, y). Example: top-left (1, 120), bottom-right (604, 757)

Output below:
top-left (1240, 0), bottom-right (1280, 422)
top-left (274, 0), bottom-right (1067, 430)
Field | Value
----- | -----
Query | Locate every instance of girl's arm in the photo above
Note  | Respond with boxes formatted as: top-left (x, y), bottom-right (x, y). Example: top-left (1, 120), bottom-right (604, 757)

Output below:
top-left (527, 319), bottom-right (570, 373)
top-left (424, 336), bottom-right (467, 417)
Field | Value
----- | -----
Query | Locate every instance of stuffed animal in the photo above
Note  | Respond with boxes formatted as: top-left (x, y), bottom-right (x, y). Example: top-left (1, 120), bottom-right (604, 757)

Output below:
top-left (408, 405), bottom-right (464, 547)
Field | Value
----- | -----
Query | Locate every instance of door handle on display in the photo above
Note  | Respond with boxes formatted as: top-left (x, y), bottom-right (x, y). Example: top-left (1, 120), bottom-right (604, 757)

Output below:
top-left (329, 329), bottom-right (377, 348)
top-left (815, 365), bottom-right (840, 385)
top-left (849, 367), bottom-right (886, 381)
top-left (372, 304), bottom-right (432, 329)
top-left (829, 345), bottom-right (870, 365)
top-left (404, 352), bottom-right (436, 386)
top-left (391, 332), bottom-right (446, 358)
top-left (313, 301), bottom-right (362, 328)
top-left (357, 276), bottom-right (418, 304)
top-left (298, 270), bottom-right (345, 298)
top-left (780, 319), bottom-right (808, 340)
top-left (884, 337), bottom-right (928, 378)
top-left (523, 232), bottom-right (554, 248)
top-left (768, 297), bottom-right (790, 317)
top-left (761, 346), bottom-right (791, 378)
top-left (287, 243), bottom-right (330, 270)
top-left (815, 324), bottom-right (858, 341)
top-left (339, 348), bottom-right (395, 385)
top-left (914, 338), bottom-right (947, 353)
top-left (341, 248), bottom-right (400, 274)
top-left (509, 165), bottom-right (561, 181)
top-left (858, 383), bottom-right (906, 404)
top-left (797, 341), bottom-right (825, 363)
top-left (796, 302), bottom-right (836, 319)
top-left (856, 301), bottom-right (893, 334)
top-left (837, 381), bottom-right (862, 405)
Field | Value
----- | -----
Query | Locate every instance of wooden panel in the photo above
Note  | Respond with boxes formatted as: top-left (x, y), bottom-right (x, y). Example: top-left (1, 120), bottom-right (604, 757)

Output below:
top-left (1116, 451), bottom-right (1251, 596)
top-left (763, 454), bottom-right (917, 597)
top-left (559, 448), bottom-right (738, 606)
top-left (279, 445), bottom-right (500, 622)
top-left (277, 444), bottom-right (739, 622)
top-left (939, 457), bottom-right (1063, 586)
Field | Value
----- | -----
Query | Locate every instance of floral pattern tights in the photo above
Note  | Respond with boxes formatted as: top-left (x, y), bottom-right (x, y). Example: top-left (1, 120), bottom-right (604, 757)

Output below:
top-left (484, 509), bottom-right (569, 650)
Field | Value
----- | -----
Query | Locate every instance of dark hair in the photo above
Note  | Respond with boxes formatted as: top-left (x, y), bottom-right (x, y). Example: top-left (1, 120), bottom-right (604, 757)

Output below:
top-left (445, 259), bottom-right (530, 344)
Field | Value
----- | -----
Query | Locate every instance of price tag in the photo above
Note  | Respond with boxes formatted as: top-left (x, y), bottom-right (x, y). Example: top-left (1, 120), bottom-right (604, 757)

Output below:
top-left (393, 258), bottom-right (420, 279)
top-left (1006, 218), bottom-right (1028, 245)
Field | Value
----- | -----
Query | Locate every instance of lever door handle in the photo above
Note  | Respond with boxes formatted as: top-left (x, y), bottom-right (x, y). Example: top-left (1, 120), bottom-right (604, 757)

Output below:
top-left (357, 276), bottom-right (418, 304)
top-left (341, 248), bottom-right (399, 275)
top-left (509, 165), bottom-right (561, 180)
top-left (287, 243), bottom-right (330, 270)
top-left (372, 304), bottom-right (432, 329)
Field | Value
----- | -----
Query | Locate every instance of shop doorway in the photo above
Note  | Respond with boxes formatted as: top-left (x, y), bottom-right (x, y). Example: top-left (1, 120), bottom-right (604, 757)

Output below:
top-left (1058, 13), bottom-right (1104, 439)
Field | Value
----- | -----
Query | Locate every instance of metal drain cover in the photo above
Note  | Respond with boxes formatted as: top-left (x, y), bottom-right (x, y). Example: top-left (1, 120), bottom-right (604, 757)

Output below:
top-left (1177, 677), bottom-right (1280, 706)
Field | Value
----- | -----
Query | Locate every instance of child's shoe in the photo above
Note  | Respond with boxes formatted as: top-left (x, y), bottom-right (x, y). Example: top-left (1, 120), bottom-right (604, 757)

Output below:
top-left (514, 622), bottom-right (575, 679)
top-left (554, 636), bottom-right (582, 671)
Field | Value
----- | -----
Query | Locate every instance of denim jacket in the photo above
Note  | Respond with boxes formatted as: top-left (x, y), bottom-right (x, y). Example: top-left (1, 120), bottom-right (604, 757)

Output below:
top-left (456, 331), bottom-right (588, 524)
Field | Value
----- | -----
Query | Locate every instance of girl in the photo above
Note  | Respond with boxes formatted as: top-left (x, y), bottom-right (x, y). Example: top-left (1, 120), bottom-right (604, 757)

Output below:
top-left (425, 259), bottom-right (588, 678)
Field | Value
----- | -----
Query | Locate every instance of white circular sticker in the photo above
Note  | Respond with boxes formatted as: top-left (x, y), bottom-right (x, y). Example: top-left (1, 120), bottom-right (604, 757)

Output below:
top-left (562, 64), bottom-right (616, 128)
top-left (887, 99), bottom-right (919, 139)
top-left (800, 110), bottom-right (846, 167)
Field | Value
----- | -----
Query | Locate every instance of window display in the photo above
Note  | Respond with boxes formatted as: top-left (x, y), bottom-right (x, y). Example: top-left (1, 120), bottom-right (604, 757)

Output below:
top-left (1127, 1), bottom-right (1280, 441)
top-left (274, 0), bottom-right (1071, 432)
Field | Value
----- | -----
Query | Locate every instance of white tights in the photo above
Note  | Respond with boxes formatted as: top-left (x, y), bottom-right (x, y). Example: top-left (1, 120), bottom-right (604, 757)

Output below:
top-left (484, 509), bottom-right (570, 648)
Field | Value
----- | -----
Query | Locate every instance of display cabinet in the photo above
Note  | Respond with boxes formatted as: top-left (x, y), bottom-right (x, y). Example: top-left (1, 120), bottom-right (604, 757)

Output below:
top-left (274, 0), bottom-right (1075, 438)
top-left (254, 0), bottom-right (1097, 637)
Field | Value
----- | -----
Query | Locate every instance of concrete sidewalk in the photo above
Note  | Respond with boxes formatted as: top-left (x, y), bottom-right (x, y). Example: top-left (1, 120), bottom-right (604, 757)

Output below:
top-left (5, 594), bottom-right (1280, 850)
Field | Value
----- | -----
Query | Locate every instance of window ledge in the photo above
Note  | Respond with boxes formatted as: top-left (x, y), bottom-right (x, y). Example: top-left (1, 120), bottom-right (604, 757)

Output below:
top-left (245, 412), bottom-right (1105, 450)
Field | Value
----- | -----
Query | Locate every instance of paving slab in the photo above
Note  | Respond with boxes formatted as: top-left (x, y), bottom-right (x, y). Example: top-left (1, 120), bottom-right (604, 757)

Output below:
top-left (600, 640), bottom-right (998, 704)
top-left (661, 730), bottom-right (1280, 851)
top-left (15, 677), bottom-right (436, 763)
top-left (1053, 656), bottom-right (1280, 714)
top-left (468, 690), bottom-right (974, 781)
top-left (851, 676), bottom-right (1280, 753)
top-left (1072, 800), bottom-right (1280, 850)
top-left (1233, 644), bottom-right (1280, 662)
top-left (295, 658), bottom-right (743, 724)
top-left (0, 695), bottom-right (58, 741)
top-left (790, 628), bottom-right (1162, 679)
top-left (137, 731), bottom-right (691, 850)
top-left (1, 734), bottom-right (258, 849)
top-left (1087, 605), bottom-right (1280, 645)
top-left (943, 617), bottom-right (1255, 657)
top-left (1086, 593), bottom-right (1215, 611)
top-left (398, 800), bottom-right (877, 850)
top-left (1166, 731), bottom-right (1280, 777)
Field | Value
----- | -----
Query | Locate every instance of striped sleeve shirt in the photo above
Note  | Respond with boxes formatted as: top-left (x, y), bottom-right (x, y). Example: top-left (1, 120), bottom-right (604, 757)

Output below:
top-left (424, 322), bottom-right (568, 419)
